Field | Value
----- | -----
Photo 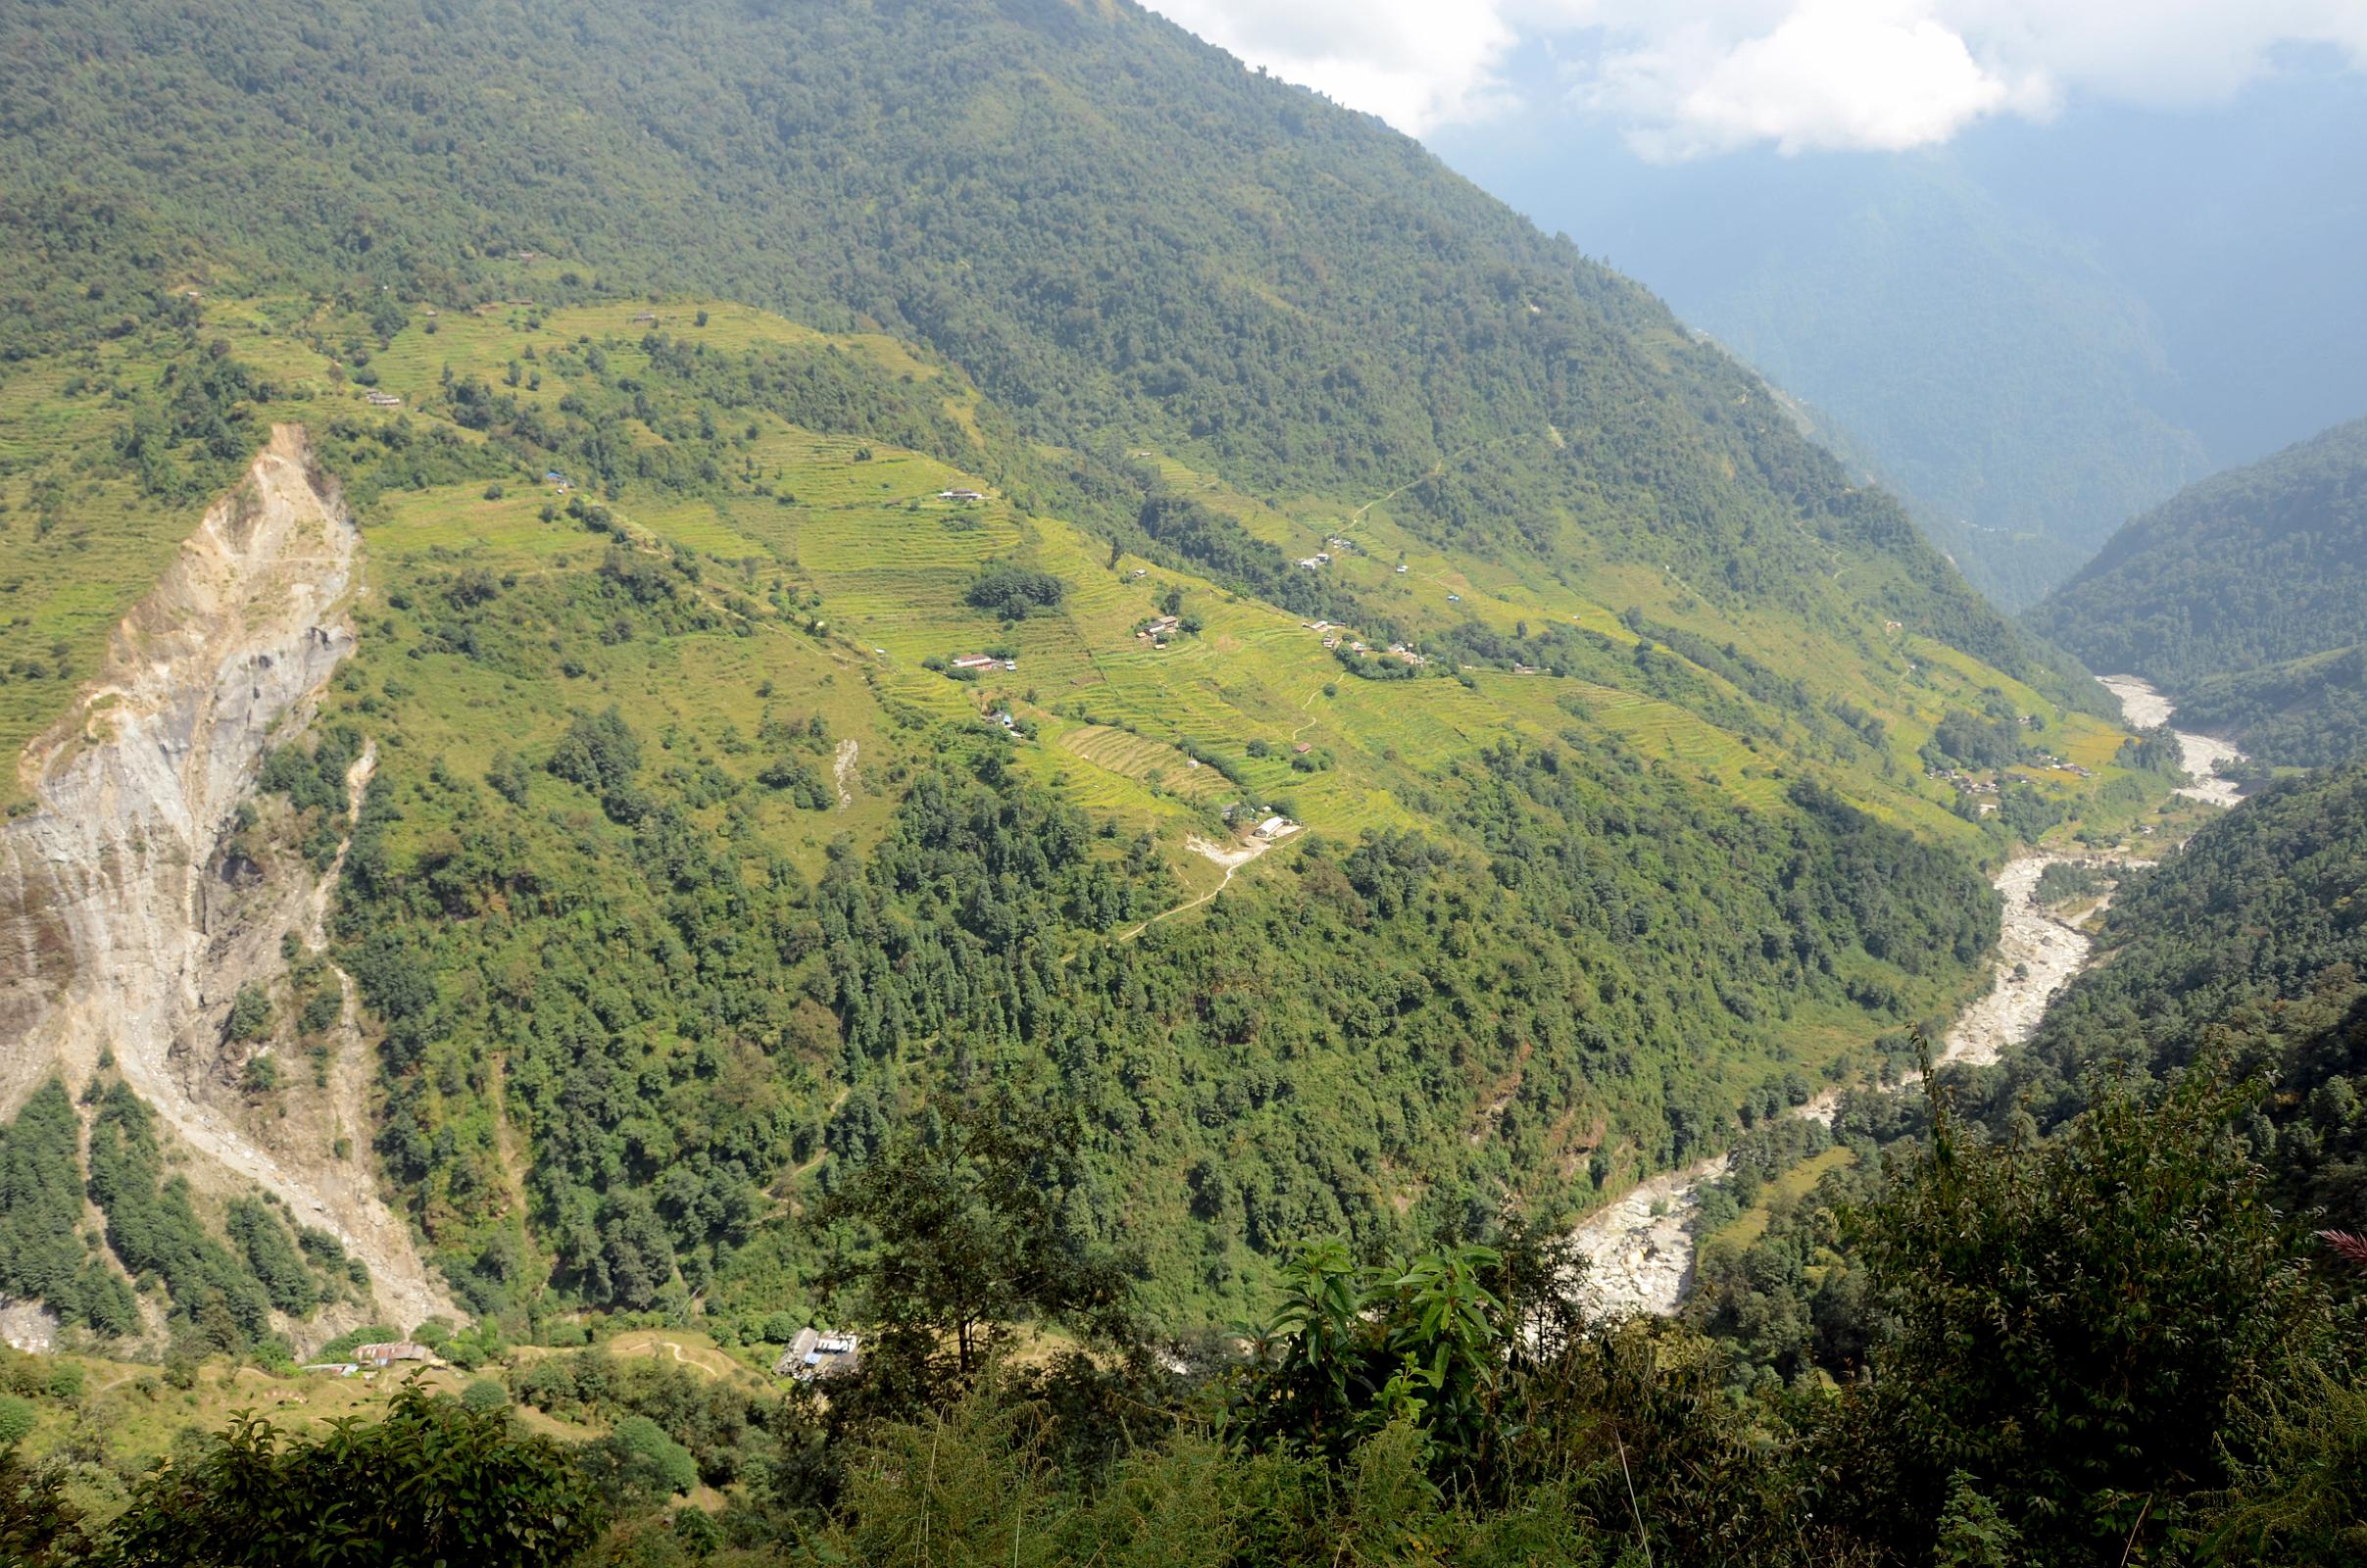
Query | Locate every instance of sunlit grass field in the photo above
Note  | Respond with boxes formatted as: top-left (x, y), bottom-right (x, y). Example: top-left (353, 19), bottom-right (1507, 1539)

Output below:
top-left (3, 289), bottom-right (2163, 919)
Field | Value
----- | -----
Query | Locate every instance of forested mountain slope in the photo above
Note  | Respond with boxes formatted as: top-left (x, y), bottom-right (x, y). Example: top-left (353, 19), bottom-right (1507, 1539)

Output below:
top-left (0, 0), bottom-right (2075, 696)
top-left (0, 0), bottom-right (2160, 1348)
top-left (1480, 147), bottom-right (2205, 609)
top-left (2029, 415), bottom-right (2367, 764)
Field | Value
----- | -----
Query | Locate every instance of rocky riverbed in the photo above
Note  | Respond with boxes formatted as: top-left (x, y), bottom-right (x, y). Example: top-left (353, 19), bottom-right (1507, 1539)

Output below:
top-left (2097, 673), bottom-right (2247, 807)
top-left (1571, 675), bottom-right (2246, 1315)
top-left (1937, 854), bottom-right (2100, 1068)
top-left (1568, 1155), bottom-right (1733, 1318)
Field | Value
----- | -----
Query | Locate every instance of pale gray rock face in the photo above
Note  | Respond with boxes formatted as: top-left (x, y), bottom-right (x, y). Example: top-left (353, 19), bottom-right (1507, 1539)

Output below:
top-left (0, 426), bottom-right (452, 1336)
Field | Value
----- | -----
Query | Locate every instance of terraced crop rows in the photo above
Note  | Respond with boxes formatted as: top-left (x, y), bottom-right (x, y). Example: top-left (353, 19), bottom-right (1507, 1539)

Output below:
top-left (1058, 725), bottom-right (1232, 804)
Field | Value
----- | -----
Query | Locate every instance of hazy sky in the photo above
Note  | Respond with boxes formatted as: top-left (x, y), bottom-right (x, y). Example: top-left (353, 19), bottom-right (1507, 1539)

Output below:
top-left (1145, 0), bottom-right (2367, 155)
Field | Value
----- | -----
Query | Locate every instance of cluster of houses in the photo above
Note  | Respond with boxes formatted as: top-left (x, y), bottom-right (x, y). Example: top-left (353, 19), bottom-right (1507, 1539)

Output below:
top-left (1928, 753), bottom-right (2095, 806)
top-left (951, 653), bottom-right (1017, 672)
top-left (301, 1340), bottom-right (435, 1378)
top-left (1927, 766), bottom-right (2067, 816)
top-left (775, 1329), bottom-right (861, 1382)
top-left (1930, 768), bottom-right (2003, 798)
top-left (1138, 614), bottom-right (1181, 646)
top-left (364, 391), bottom-right (402, 408)
top-left (1302, 620), bottom-right (1422, 666)
top-left (1295, 551), bottom-right (1332, 570)
top-left (1214, 803), bottom-right (1302, 843)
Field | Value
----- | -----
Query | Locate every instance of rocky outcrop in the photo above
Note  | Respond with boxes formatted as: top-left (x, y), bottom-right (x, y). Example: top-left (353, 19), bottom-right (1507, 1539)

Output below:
top-left (0, 425), bottom-right (452, 1331)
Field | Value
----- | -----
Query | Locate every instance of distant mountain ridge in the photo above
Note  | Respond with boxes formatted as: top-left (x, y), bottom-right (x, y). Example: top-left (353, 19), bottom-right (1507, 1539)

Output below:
top-left (1432, 64), bottom-right (2367, 610)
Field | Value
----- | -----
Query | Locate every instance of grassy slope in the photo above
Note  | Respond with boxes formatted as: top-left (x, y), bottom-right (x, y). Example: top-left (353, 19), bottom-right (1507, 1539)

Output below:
top-left (222, 296), bottom-right (2152, 879)
top-left (0, 283), bottom-right (2168, 978)
top-left (0, 356), bottom-right (222, 798)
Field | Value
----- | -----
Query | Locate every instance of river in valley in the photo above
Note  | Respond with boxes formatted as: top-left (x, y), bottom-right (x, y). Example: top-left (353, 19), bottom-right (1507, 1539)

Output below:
top-left (1570, 677), bottom-right (2249, 1316)
top-left (2097, 674), bottom-right (2247, 807)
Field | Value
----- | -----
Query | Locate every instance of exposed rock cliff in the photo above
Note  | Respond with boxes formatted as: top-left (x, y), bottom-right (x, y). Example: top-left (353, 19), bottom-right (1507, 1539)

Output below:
top-left (0, 425), bottom-right (451, 1331)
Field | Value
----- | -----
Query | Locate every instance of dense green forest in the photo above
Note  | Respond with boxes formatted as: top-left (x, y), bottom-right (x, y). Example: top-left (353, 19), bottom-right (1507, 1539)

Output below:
top-left (0, 265), bottom-right (2109, 1353)
top-left (0, 0), bottom-right (2164, 1348)
top-left (6, 1054), bottom-right (2361, 1566)
top-left (2178, 645), bottom-right (2367, 768)
top-left (2030, 416), bottom-right (2367, 763)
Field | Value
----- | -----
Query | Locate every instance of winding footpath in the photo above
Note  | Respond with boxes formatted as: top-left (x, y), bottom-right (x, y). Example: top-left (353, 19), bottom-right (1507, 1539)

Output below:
top-left (1570, 678), bottom-right (2249, 1316)
top-left (1117, 833), bottom-right (1286, 941)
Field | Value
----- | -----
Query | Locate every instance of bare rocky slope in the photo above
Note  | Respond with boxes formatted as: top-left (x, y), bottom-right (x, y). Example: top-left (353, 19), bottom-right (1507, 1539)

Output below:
top-left (0, 426), bottom-right (452, 1333)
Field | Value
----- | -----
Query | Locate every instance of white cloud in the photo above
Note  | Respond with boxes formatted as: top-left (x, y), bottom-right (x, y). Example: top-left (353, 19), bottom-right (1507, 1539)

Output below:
top-left (1146, 0), bottom-right (1519, 133)
top-left (1142, 0), bottom-right (2367, 155)
top-left (1588, 2), bottom-right (2051, 159)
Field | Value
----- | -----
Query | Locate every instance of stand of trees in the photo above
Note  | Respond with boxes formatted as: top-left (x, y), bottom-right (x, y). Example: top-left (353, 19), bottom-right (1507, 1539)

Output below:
top-left (9, 1053), bottom-right (2358, 1566)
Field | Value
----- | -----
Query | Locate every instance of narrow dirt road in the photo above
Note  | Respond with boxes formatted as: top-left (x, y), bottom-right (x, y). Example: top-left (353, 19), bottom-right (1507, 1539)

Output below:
top-left (1118, 833), bottom-right (1286, 941)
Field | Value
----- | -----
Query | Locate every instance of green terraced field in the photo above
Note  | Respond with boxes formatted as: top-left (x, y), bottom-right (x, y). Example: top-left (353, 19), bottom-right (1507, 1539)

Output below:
top-left (5, 288), bottom-right (2162, 912)
top-left (0, 352), bottom-right (227, 806)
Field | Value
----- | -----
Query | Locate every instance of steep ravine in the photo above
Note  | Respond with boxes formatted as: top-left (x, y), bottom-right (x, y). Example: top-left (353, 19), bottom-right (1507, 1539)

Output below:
top-left (0, 426), bottom-right (453, 1333)
top-left (1573, 678), bottom-right (2248, 1316)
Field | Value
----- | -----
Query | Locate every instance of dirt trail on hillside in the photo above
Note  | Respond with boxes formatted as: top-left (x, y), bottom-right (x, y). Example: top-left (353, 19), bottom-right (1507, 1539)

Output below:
top-left (0, 426), bottom-right (452, 1331)
top-left (1118, 832), bottom-right (1286, 940)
